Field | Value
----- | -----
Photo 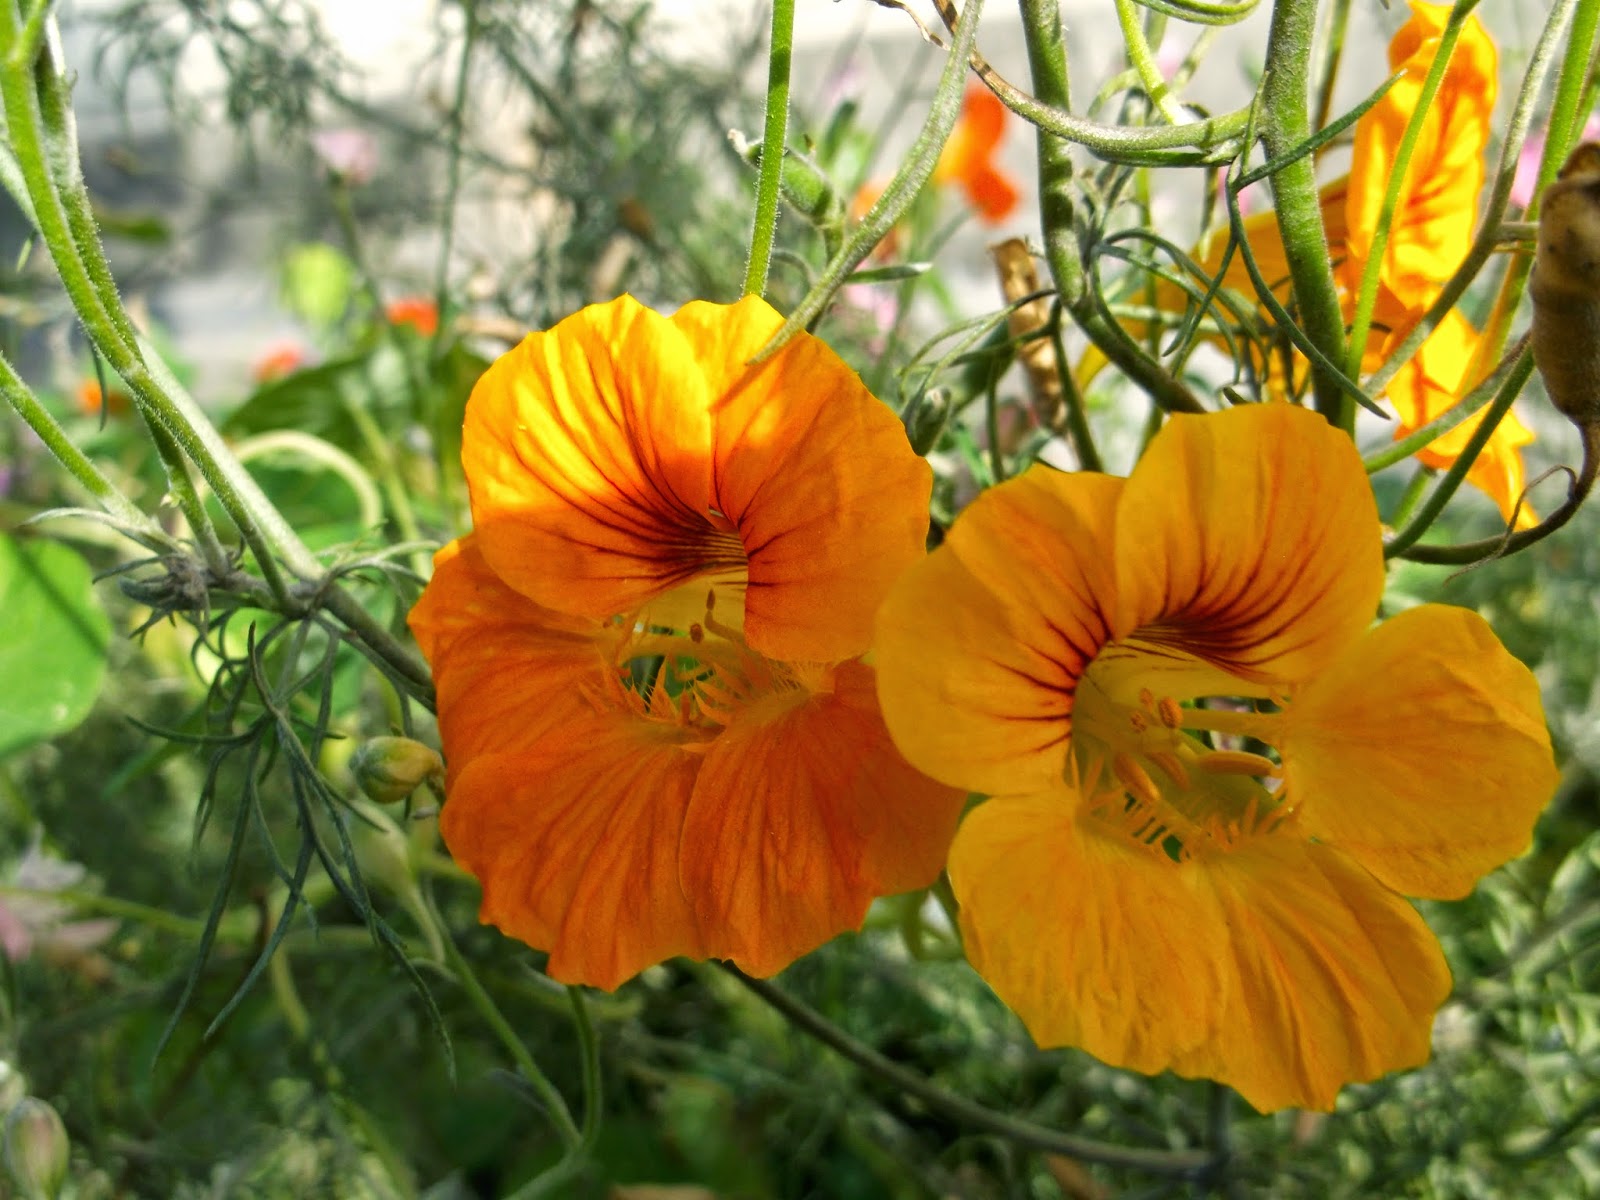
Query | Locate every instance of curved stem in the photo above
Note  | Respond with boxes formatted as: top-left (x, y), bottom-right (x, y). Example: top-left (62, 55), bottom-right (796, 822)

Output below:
top-left (743, 0), bottom-right (795, 298)
top-left (721, 964), bottom-right (1212, 1178)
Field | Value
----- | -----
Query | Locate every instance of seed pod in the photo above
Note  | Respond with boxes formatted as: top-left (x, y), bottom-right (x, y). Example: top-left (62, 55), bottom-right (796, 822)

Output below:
top-left (1530, 142), bottom-right (1600, 427)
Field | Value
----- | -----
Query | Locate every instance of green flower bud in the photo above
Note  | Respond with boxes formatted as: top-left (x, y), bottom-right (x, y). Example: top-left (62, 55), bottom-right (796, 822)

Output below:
top-left (902, 387), bottom-right (952, 456)
top-left (350, 737), bottom-right (443, 805)
top-left (0, 1062), bottom-right (29, 1116)
top-left (4, 1097), bottom-right (68, 1200)
top-left (730, 132), bottom-right (846, 233)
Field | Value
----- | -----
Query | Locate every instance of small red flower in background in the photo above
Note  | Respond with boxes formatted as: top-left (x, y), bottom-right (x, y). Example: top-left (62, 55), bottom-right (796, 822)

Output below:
top-left (933, 84), bottom-right (1019, 223)
top-left (385, 297), bottom-right (439, 337)
top-left (252, 342), bottom-right (308, 383)
top-left (77, 380), bottom-right (129, 417)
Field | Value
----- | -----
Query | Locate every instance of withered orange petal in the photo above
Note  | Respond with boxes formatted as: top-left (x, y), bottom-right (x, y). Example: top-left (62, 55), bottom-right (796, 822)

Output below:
top-left (442, 717), bottom-right (708, 992)
top-left (1173, 837), bottom-right (1451, 1113)
top-left (672, 295), bottom-right (932, 662)
top-left (407, 535), bottom-right (611, 766)
top-left (1113, 406), bottom-right (1384, 686)
top-left (678, 661), bottom-right (965, 977)
top-left (875, 468), bottom-right (1122, 796)
top-left (462, 294), bottom-right (722, 622)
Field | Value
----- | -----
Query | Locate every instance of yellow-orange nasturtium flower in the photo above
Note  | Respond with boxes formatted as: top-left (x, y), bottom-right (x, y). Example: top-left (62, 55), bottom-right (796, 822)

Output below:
top-left (408, 294), bottom-right (965, 990)
top-left (1114, 2), bottom-right (1532, 526)
top-left (874, 404), bottom-right (1556, 1113)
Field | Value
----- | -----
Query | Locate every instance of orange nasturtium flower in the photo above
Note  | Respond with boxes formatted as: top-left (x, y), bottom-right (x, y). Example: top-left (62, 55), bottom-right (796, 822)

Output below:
top-left (932, 84), bottom-right (1019, 224)
top-left (409, 294), bottom-right (965, 990)
top-left (385, 296), bottom-right (439, 337)
top-left (874, 404), bottom-right (1556, 1113)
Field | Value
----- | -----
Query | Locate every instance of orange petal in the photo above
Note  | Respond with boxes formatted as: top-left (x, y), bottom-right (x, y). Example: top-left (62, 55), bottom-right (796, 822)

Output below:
top-left (463, 295), bottom-right (721, 622)
top-left (965, 165), bottom-right (1019, 223)
top-left (950, 793), bottom-right (1230, 1076)
top-left (673, 295), bottom-right (933, 662)
top-left (407, 535), bottom-right (611, 765)
top-left (441, 715), bottom-right (708, 991)
top-left (1113, 405), bottom-right (1383, 685)
top-left (953, 796), bottom-right (1451, 1112)
top-left (1173, 837), bottom-right (1451, 1113)
top-left (1282, 604), bottom-right (1556, 899)
top-left (680, 661), bottom-right (965, 976)
top-left (1345, 2), bottom-right (1496, 307)
top-left (874, 468), bottom-right (1122, 796)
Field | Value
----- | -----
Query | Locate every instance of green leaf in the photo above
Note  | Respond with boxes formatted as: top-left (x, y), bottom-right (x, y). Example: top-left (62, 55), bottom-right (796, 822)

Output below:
top-left (279, 242), bottom-right (357, 330)
top-left (0, 534), bottom-right (111, 758)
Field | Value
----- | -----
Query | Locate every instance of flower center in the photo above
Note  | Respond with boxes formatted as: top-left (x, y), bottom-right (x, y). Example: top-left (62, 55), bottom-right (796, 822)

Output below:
top-left (603, 586), bottom-right (816, 741)
top-left (1070, 644), bottom-right (1295, 863)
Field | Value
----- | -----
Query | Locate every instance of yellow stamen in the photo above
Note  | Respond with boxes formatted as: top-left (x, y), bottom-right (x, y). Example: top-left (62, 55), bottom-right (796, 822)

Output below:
top-left (1157, 695), bottom-right (1184, 729)
top-left (1112, 752), bottom-right (1164, 808)
top-left (1193, 749), bottom-right (1281, 778)
top-left (1147, 751), bottom-right (1192, 790)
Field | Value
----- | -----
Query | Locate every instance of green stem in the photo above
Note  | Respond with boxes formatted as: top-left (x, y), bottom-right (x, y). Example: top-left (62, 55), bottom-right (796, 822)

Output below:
top-left (143, 414), bottom-right (231, 576)
top-left (1344, 2), bottom-right (1476, 384)
top-left (505, 988), bottom-right (603, 1200)
top-left (435, 902), bottom-right (580, 1150)
top-left (1257, 0), bottom-right (1349, 426)
top-left (743, 0), bottom-right (796, 297)
top-left (1529, 0), bottom-right (1600, 212)
top-left (339, 381), bottom-right (431, 578)
top-left (430, 0), bottom-right (478, 355)
top-left (722, 965), bottom-right (1212, 1178)
top-left (0, 349), bottom-right (162, 540)
top-left (1311, 0), bottom-right (1354, 133)
top-left (1114, 0), bottom-right (1187, 123)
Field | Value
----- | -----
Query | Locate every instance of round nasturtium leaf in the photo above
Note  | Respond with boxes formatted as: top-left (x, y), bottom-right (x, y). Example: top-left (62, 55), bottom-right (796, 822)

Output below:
top-left (0, 534), bottom-right (111, 759)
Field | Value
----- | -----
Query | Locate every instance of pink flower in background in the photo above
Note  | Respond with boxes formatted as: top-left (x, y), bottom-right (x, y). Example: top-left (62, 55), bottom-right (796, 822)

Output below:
top-left (0, 836), bottom-right (117, 963)
top-left (1512, 114), bottom-right (1600, 209)
top-left (311, 128), bottom-right (379, 185)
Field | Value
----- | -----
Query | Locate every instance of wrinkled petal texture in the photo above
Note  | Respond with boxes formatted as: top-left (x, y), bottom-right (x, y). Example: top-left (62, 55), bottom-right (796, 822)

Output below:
top-left (1345, 1), bottom-right (1496, 306)
top-left (443, 717), bottom-right (708, 991)
top-left (1387, 310), bottom-right (1537, 528)
top-left (464, 294), bottom-right (930, 662)
top-left (1283, 604), bottom-right (1556, 899)
top-left (407, 535), bottom-right (608, 765)
top-left (875, 470), bottom-right (1121, 796)
top-left (953, 795), bottom-right (1451, 1112)
top-left (681, 662), bottom-right (965, 976)
top-left (1113, 405), bottom-right (1384, 685)
top-left (673, 297), bottom-right (933, 661)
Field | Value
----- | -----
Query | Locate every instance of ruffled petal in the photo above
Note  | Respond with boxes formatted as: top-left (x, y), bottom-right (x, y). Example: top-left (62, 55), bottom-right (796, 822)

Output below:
top-left (1113, 405), bottom-right (1383, 685)
top-left (950, 793), bottom-right (1231, 1076)
top-left (1174, 837), bottom-right (1451, 1113)
top-left (407, 535), bottom-right (611, 765)
top-left (462, 295), bottom-right (723, 621)
top-left (670, 295), bottom-right (932, 662)
top-left (1345, 2), bottom-right (1496, 306)
top-left (875, 468), bottom-right (1121, 796)
top-left (441, 715), bottom-right (708, 991)
top-left (1282, 604), bottom-right (1556, 899)
top-left (955, 794), bottom-right (1451, 1112)
top-left (679, 661), bottom-right (965, 976)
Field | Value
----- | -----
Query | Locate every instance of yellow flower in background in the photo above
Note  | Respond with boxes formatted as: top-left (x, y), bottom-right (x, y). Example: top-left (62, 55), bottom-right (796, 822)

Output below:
top-left (410, 294), bottom-right (965, 990)
top-left (1112, 2), bottom-right (1530, 526)
top-left (874, 404), bottom-right (1556, 1112)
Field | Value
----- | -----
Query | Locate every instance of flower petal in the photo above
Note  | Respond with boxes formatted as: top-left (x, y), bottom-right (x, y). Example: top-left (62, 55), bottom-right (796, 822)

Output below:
top-left (875, 468), bottom-right (1121, 795)
top-left (673, 295), bottom-right (933, 662)
top-left (462, 294), bottom-right (721, 622)
top-left (1113, 405), bottom-right (1383, 685)
top-left (1282, 604), bottom-right (1556, 899)
top-left (1174, 837), bottom-right (1451, 1113)
top-left (953, 795), bottom-right (1451, 1113)
top-left (679, 661), bottom-right (964, 976)
top-left (408, 535), bottom-right (610, 765)
top-left (950, 793), bottom-right (1230, 1074)
top-left (442, 716), bottom-right (708, 991)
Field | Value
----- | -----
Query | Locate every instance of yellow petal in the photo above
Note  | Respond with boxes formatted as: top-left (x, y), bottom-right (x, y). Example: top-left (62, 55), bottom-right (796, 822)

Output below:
top-left (1174, 837), bottom-right (1451, 1113)
top-left (1113, 405), bottom-right (1383, 685)
top-left (874, 468), bottom-right (1122, 795)
top-left (1282, 604), bottom-right (1556, 898)
top-left (407, 535), bottom-right (611, 765)
top-left (676, 295), bottom-right (934, 662)
top-left (680, 661), bottom-right (965, 976)
top-left (950, 793), bottom-right (1231, 1075)
top-left (442, 716), bottom-right (708, 991)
